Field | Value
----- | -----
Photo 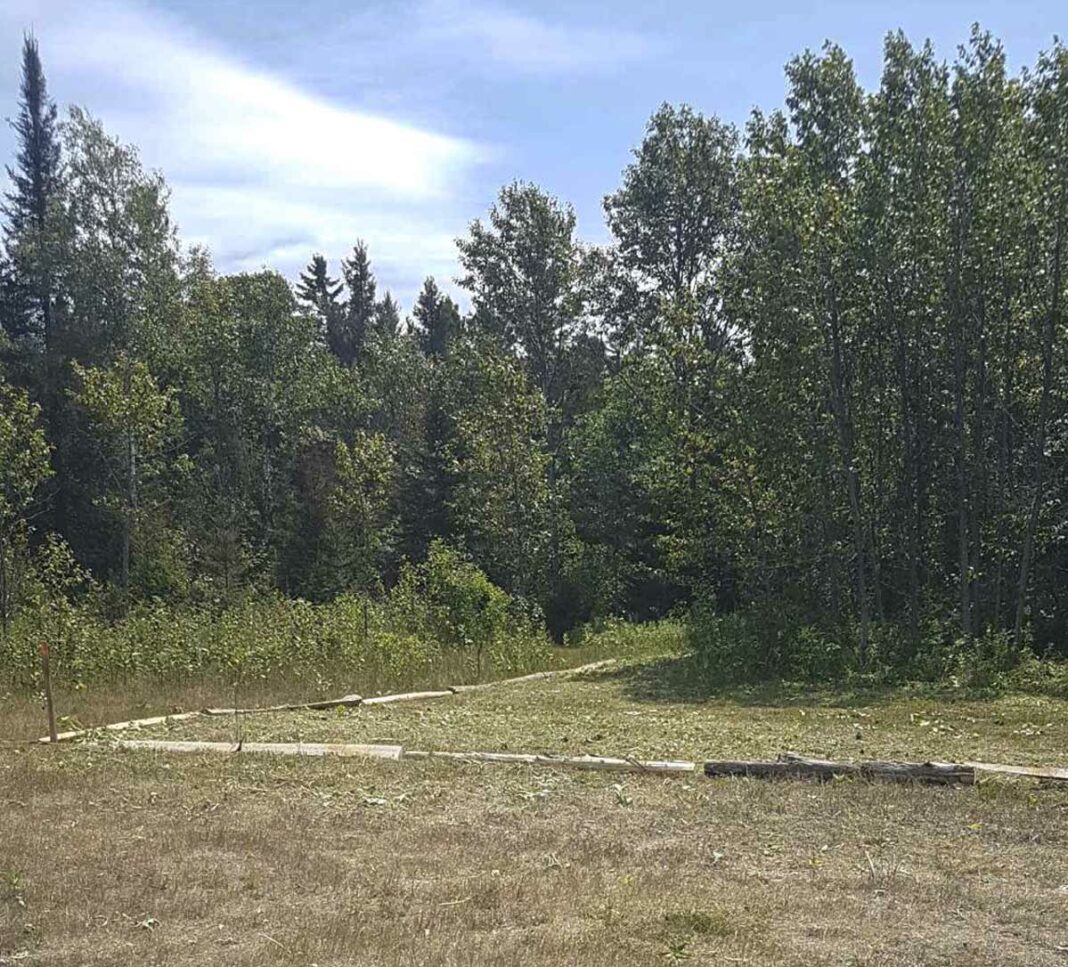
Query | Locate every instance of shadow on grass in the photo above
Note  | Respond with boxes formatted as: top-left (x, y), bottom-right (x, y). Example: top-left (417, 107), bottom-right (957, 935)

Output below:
top-left (587, 652), bottom-right (1065, 709)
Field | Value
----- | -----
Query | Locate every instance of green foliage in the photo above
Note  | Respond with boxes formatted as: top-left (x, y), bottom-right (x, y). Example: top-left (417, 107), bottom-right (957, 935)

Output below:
top-left (0, 543), bottom-right (551, 689)
top-left (0, 381), bottom-right (52, 629)
top-left (688, 603), bottom-right (1041, 687)
top-left (4, 30), bottom-right (1068, 689)
top-left (565, 616), bottom-right (687, 659)
top-left (386, 540), bottom-right (550, 677)
top-left (458, 181), bottom-right (585, 403)
top-left (0, 381), bottom-right (51, 528)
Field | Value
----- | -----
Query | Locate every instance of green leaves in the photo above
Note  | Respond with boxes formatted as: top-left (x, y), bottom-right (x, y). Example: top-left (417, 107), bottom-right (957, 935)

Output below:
top-left (0, 381), bottom-right (51, 530)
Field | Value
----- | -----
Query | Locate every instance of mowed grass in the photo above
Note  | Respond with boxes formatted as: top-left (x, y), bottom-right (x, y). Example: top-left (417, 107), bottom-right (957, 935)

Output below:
top-left (3, 646), bottom-right (1068, 966)
top-left (2, 742), bottom-right (1068, 966)
top-left (129, 654), bottom-right (1068, 768)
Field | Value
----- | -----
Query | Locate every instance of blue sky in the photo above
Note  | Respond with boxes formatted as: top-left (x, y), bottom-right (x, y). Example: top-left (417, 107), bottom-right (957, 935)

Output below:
top-left (2, 0), bottom-right (1065, 309)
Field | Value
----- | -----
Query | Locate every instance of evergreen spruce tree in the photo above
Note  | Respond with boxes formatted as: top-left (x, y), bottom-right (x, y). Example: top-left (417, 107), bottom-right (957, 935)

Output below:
top-left (373, 291), bottom-right (401, 339)
top-left (295, 254), bottom-right (343, 340)
top-left (2, 34), bottom-right (60, 352)
top-left (412, 276), bottom-right (461, 358)
top-left (334, 241), bottom-right (376, 366)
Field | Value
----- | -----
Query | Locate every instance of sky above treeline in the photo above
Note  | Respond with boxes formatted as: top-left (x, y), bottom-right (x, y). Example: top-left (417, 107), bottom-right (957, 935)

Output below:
top-left (1, 0), bottom-right (1065, 308)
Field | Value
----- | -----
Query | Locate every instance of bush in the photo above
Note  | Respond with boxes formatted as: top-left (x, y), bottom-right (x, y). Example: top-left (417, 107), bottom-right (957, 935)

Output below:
top-left (0, 542), bottom-right (552, 690)
top-left (567, 615), bottom-right (687, 659)
top-left (688, 601), bottom-right (1046, 688)
top-left (688, 603), bottom-right (848, 684)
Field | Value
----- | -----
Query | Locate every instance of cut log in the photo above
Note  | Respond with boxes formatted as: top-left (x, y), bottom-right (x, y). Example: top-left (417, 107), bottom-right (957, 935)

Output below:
top-left (703, 752), bottom-right (973, 785)
top-left (111, 739), bottom-right (403, 760)
top-left (407, 749), bottom-right (696, 774)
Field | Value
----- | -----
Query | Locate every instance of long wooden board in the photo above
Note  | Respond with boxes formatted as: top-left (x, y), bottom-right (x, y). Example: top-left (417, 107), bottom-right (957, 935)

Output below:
top-left (406, 750), bottom-right (696, 774)
top-left (968, 761), bottom-right (1068, 782)
top-left (39, 710), bottom-right (202, 744)
top-left (112, 738), bottom-right (403, 760)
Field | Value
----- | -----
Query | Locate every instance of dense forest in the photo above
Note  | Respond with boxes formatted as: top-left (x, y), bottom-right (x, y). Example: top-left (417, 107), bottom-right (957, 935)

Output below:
top-left (2, 28), bottom-right (1067, 685)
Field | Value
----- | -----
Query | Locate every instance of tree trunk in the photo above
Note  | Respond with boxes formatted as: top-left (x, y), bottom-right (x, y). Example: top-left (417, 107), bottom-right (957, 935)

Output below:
top-left (825, 288), bottom-right (870, 665)
top-left (0, 534), bottom-right (8, 635)
top-left (1014, 213), bottom-right (1063, 647)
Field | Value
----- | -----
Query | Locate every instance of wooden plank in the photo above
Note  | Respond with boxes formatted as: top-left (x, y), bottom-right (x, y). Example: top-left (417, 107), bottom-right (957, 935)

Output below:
top-left (40, 710), bottom-right (202, 744)
top-left (452, 658), bottom-right (617, 693)
top-left (408, 749), bottom-right (696, 774)
top-left (361, 690), bottom-right (454, 706)
top-left (703, 753), bottom-right (973, 785)
top-left (968, 761), bottom-right (1068, 782)
top-left (111, 738), bottom-right (403, 760)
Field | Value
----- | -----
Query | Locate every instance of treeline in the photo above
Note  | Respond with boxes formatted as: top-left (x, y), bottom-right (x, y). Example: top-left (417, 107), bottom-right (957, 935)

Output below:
top-left (1, 29), bottom-right (1067, 677)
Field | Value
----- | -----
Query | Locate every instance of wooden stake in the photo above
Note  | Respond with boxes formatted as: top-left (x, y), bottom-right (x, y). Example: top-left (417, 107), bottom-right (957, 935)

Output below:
top-left (40, 641), bottom-right (58, 744)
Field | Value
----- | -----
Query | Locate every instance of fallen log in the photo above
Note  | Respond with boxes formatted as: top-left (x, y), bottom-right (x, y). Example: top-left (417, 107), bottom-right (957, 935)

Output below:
top-left (406, 749), bottom-right (696, 774)
top-left (110, 738), bottom-right (403, 760)
top-left (703, 752), bottom-right (974, 785)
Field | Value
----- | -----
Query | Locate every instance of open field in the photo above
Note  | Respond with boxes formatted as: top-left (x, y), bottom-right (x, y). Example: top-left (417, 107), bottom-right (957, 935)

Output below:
top-left (2, 746), bottom-right (1068, 967)
top-left (3, 650), bottom-right (1068, 966)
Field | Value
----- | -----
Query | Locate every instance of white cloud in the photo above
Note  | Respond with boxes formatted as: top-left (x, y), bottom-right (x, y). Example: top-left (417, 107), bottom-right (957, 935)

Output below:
top-left (175, 185), bottom-right (462, 281)
top-left (1, 0), bottom-right (487, 302)
top-left (1, 0), bottom-right (653, 303)
top-left (415, 0), bottom-right (657, 76)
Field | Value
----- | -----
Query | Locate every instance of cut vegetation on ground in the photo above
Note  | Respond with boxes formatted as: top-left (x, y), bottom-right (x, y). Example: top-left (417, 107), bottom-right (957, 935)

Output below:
top-left (4, 647), bottom-right (1068, 967)
top-left (118, 654), bottom-right (1068, 769)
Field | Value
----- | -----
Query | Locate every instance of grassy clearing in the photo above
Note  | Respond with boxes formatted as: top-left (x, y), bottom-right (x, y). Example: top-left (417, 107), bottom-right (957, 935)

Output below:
top-left (2, 741), bottom-right (1067, 966)
top-left (127, 653), bottom-right (1068, 768)
top-left (3, 636), bottom-right (1068, 966)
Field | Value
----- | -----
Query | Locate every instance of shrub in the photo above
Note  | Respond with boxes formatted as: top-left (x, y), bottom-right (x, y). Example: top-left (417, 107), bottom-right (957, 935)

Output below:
top-left (0, 541), bottom-right (553, 691)
top-left (688, 601), bottom-right (1046, 688)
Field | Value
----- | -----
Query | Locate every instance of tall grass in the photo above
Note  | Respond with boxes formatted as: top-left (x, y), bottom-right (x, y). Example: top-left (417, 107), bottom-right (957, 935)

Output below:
top-left (0, 536), bottom-right (688, 699)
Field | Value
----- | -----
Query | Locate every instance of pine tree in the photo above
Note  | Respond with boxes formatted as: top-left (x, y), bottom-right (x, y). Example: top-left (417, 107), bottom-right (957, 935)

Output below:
top-left (334, 241), bottom-right (376, 366)
top-left (2, 34), bottom-right (60, 352)
top-left (413, 276), bottom-right (461, 358)
top-left (373, 291), bottom-right (401, 339)
top-left (295, 254), bottom-right (343, 340)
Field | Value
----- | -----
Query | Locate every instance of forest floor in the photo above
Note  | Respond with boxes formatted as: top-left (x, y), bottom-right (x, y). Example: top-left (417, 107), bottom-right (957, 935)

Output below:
top-left (3, 651), bottom-right (1068, 966)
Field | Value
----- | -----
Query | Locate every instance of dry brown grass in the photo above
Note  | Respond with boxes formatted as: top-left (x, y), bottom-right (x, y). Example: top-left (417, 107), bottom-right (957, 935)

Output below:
top-left (2, 746), bottom-right (1068, 966)
top-left (3, 651), bottom-right (1068, 965)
